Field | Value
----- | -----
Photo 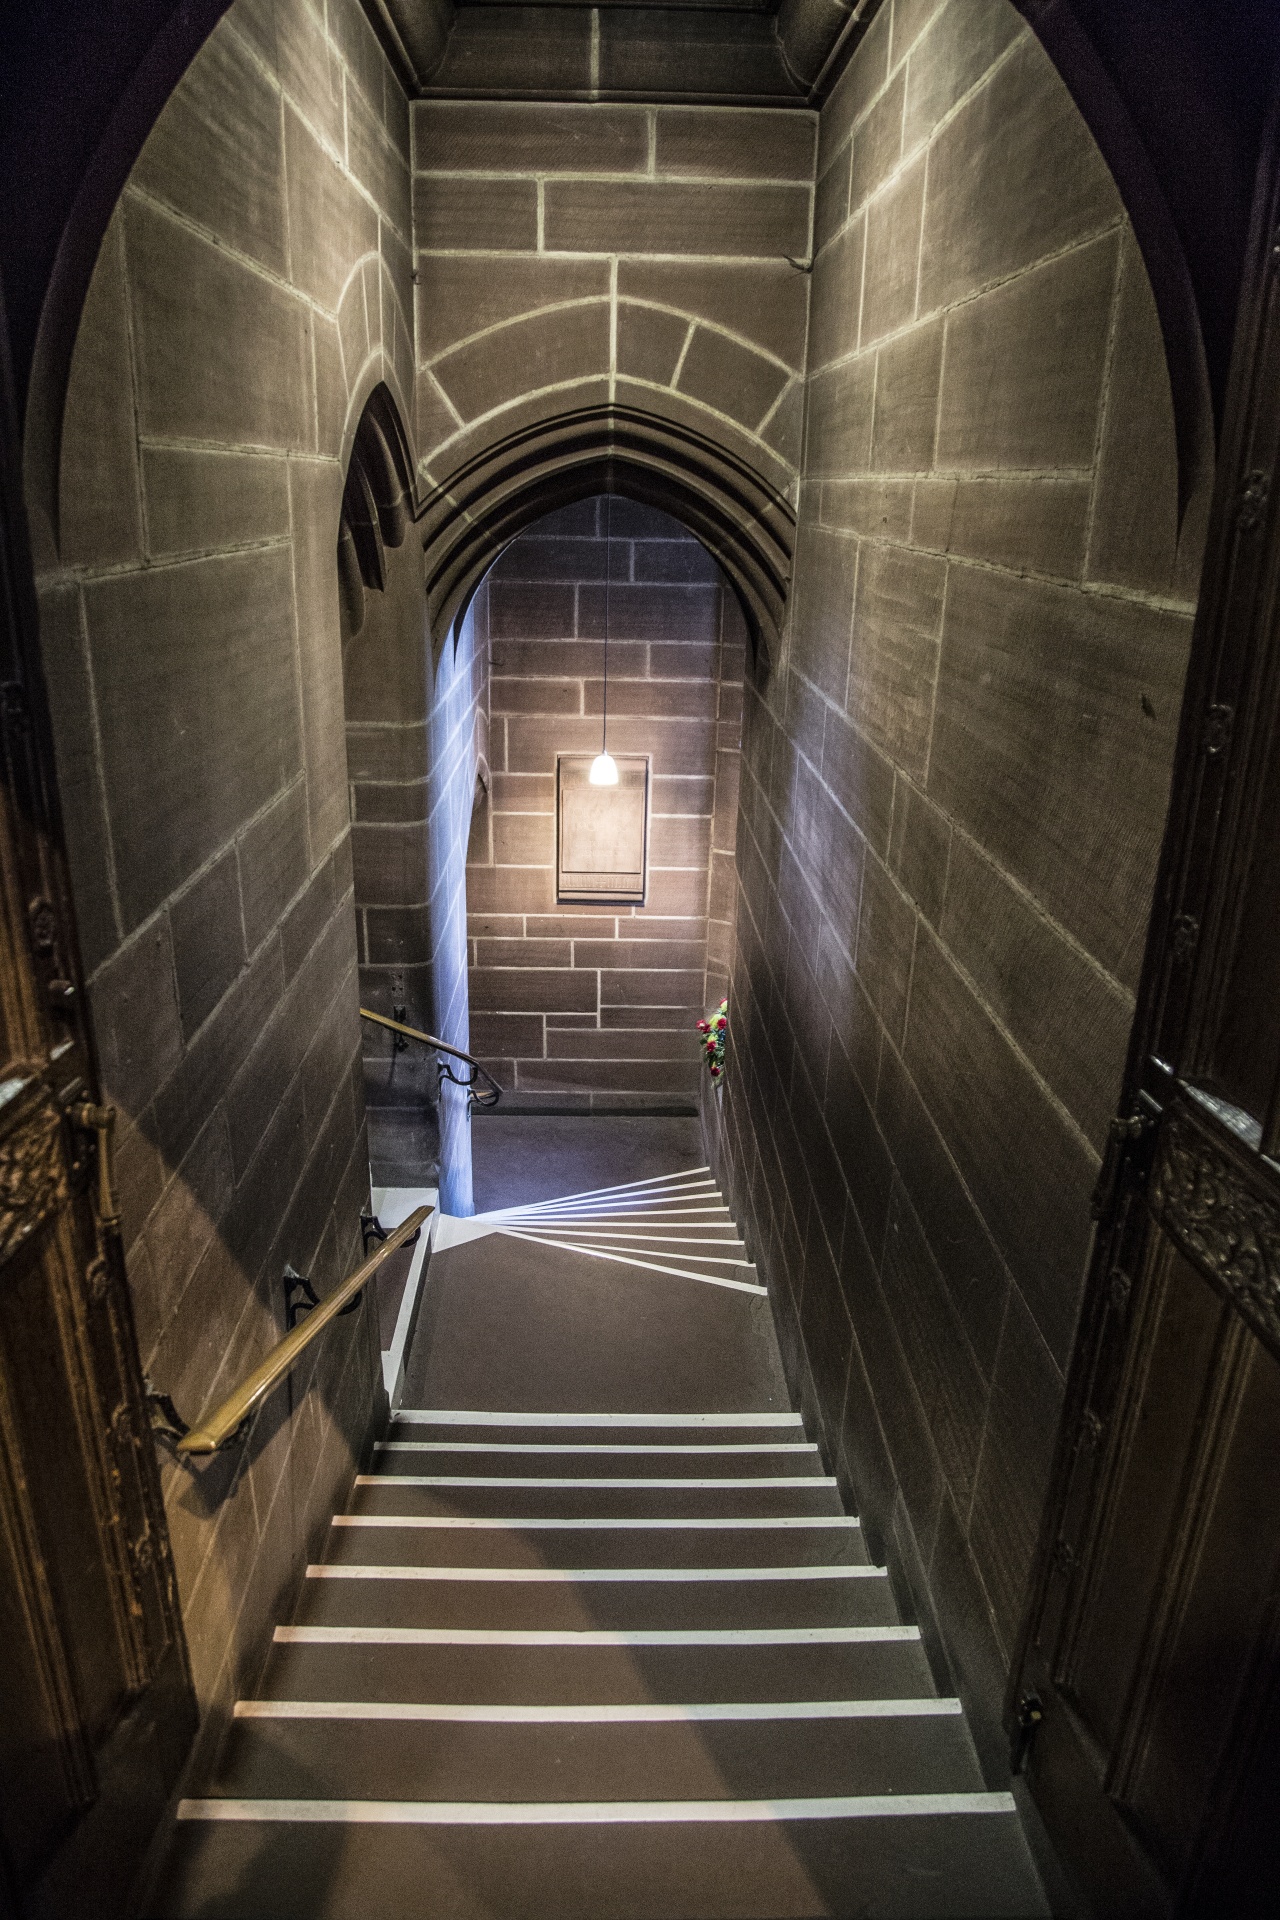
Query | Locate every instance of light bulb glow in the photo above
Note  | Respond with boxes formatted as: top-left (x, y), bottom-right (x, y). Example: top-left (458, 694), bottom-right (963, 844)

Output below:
top-left (589, 751), bottom-right (619, 786)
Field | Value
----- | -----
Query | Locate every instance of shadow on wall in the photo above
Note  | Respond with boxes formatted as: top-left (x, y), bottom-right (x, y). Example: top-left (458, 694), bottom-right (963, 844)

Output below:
top-left (339, 372), bottom-right (486, 1218)
top-left (341, 389), bottom-right (440, 1191)
top-left (25, 0), bottom-right (417, 1758)
top-left (708, 0), bottom-right (1216, 1781)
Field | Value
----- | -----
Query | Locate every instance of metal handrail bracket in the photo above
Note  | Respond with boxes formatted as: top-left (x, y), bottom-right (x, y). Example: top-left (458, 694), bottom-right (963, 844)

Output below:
top-left (165, 1206), bottom-right (431, 1456)
top-left (360, 1006), bottom-right (501, 1107)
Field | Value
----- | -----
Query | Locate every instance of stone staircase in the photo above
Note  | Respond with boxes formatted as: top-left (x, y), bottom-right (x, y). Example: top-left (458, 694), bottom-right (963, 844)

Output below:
top-left (146, 1169), bottom-right (1047, 1918)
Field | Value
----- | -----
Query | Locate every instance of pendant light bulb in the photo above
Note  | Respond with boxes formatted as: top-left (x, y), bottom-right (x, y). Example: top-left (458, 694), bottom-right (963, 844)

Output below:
top-left (590, 496), bottom-right (619, 786)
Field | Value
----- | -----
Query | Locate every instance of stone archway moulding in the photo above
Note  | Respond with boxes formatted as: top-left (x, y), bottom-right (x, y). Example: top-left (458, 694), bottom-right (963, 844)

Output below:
top-left (14, 0), bottom-right (1256, 588)
top-left (417, 403), bottom-right (797, 667)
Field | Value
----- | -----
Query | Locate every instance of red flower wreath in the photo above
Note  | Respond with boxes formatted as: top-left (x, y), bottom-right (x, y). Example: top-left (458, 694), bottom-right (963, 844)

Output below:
top-left (696, 999), bottom-right (728, 1080)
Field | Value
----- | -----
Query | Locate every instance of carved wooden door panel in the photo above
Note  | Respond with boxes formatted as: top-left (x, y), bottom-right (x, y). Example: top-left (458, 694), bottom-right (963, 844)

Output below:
top-left (0, 374), bottom-right (195, 1909)
top-left (1010, 102), bottom-right (1280, 1920)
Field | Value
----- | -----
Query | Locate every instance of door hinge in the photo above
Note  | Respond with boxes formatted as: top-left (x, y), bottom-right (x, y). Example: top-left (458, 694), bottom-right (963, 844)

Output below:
top-left (1238, 470), bottom-right (1270, 532)
top-left (1091, 1108), bottom-right (1156, 1220)
top-left (1169, 913), bottom-right (1200, 963)
top-left (1203, 703), bottom-right (1234, 757)
top-left (1011, 1692), bottom-right (1044, 1774)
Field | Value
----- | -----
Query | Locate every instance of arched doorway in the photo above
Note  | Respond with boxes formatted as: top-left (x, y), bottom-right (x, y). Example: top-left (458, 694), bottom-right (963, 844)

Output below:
top-left (463, 492), bottom-right (743, 1120)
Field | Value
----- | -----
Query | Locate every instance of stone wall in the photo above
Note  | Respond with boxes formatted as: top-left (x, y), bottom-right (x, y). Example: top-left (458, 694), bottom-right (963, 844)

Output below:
top-left (32, 0), bottom-right (414, 1738)
top-left (410, 97), bottom-right (815, 507)
top-left (345, 525), bottom-right (437, 1186)
top-left (466, 496), bottom-right (743, 1109)
top-left (708, 0), bottom-right (1211, 1770)
top-left (27, 0), bottom-right (1218, 1799)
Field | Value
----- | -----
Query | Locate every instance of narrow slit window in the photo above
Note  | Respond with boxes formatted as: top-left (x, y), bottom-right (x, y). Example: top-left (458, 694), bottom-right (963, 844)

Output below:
top-left (556, 753), bottom-right (649, 905)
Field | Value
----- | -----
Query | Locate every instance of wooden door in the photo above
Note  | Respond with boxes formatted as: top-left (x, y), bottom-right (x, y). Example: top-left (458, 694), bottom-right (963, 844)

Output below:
top-left (1010, 90), bottom-right (1280, 1920)
top-left (0, 338), bottom-right (195, 1911)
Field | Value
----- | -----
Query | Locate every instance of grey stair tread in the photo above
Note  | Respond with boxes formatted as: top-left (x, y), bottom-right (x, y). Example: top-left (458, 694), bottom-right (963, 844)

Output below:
top-left (258, 1636), bottom-right (941, 1705)
top-left (209, 1712), bottom-right (987, 1803)
top-left (146, 1162), bottom-right (1049, 1919)
top-left (322, 1518), bottom-right (873, 1569)
top-left (147, 1805), bottom-right (1047, 1919)
top-left (292, 1569), bottom-right (901, 1632)
top-left (404, 1236), bottom-right (790, 1413)
top-left (386, 1421), bottom-right (807, 1450)
top-left (349, 1480), bottom-right (847, 1518)
top-left (371, 1445), bottom-right (828, 1478)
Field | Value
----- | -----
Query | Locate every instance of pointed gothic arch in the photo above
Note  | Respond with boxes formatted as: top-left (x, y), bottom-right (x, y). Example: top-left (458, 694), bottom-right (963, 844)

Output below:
top-left (417, 404), bottom-right (797, 668)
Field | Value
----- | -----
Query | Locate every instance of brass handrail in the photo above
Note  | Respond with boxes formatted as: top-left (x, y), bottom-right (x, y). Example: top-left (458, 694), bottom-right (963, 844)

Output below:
top-left (170, 1206), bottom-right (431, 1455)
top-left (360, 1007), bottom-right (501, 1107)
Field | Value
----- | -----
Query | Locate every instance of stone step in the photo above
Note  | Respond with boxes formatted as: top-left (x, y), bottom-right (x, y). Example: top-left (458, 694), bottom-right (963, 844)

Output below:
top-left (349, 1478), bottom-right (847, 1521)
top-left (207, 1704), bottom-right (986, 1804)
top-left (152, 1799), bottom-right (1046, 1919)
top-left (322, 1515), bottom-right (871, 1569)
top-left (386, 1416), bottom-right (806, 1451)
top-left (291, 1565), bottom-right (901, 1633)
top-left (370, 1442), bottom-right (829, 1479)
top-left (257, 1632), bottom-right (940, 1708)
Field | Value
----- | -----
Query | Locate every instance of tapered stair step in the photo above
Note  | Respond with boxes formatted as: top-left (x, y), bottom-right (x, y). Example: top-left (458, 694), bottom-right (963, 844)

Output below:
top-left (372, 1444), bottom-right (828, 1479)
top-left (324, 1515), bottom-right (871, 1569)
top-left (208, 1706), bottom-right (986, 1804)
top-left (406, 1240), bottom-right (790, 1415)
top-left (153, 1800), bottom-right (1046, 1919)
top-left (350, 1479), bottom-right (847, 1519)
top-left (258, 1632), bottom-right (941, 1707)
top-left (293, 1564), bottom-right (900, 1633)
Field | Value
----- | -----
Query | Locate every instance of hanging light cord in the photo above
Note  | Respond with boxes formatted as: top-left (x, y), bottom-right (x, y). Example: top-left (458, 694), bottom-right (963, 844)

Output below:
top-left (602, 492), bottom-right (611, 756)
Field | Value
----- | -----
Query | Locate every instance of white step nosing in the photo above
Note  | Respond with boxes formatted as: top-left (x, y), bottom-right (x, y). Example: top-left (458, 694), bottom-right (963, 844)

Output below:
top-left (234, 1698), bottom-right (962, 1724)
top-left (274, 1625), bottom-right (920, 1647)
top-left (391, 1412), bottom-right (804, 1428)
top-left (498, 1232), bottom-right (766, 1294)
top-left (485, 1179), bottom-right (720, 1214)
top-left (177, 1791), bottom-right (1015, 1826)
top-left (480, 1167), bottom-right (713, 1215)
top-left (373, 1443), bottom-right (819, 1456)
top-left (499, 1206), bottom-right (731, 1223)
top-left (497, 1196), bottom-right (728, 1213)
top-left (500, 1242), bottom-right (756, 1266)
top-left (304, 1562), bottom-right (888, 1583)
top-left (494, 1194), bottom-right (726, 1221)
top-left (486, 1200), bottom-right (728, 1226)
top-left (355, 1475), bottom-right (837, 1490)
top-left (495, 1198), bottom-right (727, 1217)
top-left (499, 1236), bottom-right (748, 1251)
top-left (333, 1515), bottom-right (861, 1531)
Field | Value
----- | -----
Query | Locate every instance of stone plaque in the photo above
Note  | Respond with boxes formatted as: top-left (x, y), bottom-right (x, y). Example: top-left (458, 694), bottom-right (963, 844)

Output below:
top-left (556, 754), bottom-right (649, 904)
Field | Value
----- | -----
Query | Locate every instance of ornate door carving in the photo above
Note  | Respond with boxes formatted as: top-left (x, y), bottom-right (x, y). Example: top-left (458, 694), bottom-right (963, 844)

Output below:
top-left (0, 348), bottom-right (194, 1913)
top-left (1010, 91), bottom-right (1280, 1920)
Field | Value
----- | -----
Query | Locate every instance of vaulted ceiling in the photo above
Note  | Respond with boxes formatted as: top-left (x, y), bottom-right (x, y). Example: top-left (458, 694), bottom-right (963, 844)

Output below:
top-left (1, 0), bottom-right (1277, 445)
top-left (368, 0), bottom-right (867, 102)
